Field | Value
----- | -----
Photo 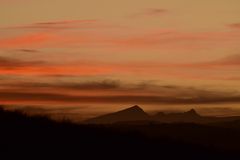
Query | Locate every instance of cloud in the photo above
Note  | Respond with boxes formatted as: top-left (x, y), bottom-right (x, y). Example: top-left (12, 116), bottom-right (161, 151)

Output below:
top-left (57, 80), bottom-right (120, 90)
top-left (0, 54), bottom-right (239, 79)
top-left (127, 54), bottom-right (240, 71)
top-left (229, 23), bottom-right (240, 29)
top-left (0, 32), bottom-right (58, 48)
top-left (143, 8), bottom-right (168, 16)
top-left (34, 20), bottom-right (96, 26)
top-left (17, 49), bottom-right (39, 53)
top-left (1, 20), bottom-right (240, 51)
top-left (174, 54), bottom-right (240, 69)
top-left (218, 54), bottom-right (240, 65)
top-left (0, 55), bottom-right (116, 76)
top-left (16, 105), bottom-right (90, 114)
top-left (0, 90), bottom-right (240, 105)
top-left (7, 80), bottom-right (121, 90)
top-left (109, 30), bottom-right (240, 51)
top-left (0, 62), bottom-right (117, 76)
top-left (3, 19), bottom-right (98, 30)
top-left (0, 65), bottom-right (113, 76)
top-left (0, 80), bottom-right (240, 105)
top-left (0, 56), bottom-right (44, 68)
top-left (130, 8), bottom-right (168, 18)
top-left (0, 56), bottom-right (116, 76)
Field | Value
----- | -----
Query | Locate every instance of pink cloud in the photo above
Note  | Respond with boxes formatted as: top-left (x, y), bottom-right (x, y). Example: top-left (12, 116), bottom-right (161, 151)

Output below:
top-left (1, 20), bottom-right (240, 52)
top-left (0, 53), bottom-right (239, 81)
top-left (0, 32), bottom-right (58, 48)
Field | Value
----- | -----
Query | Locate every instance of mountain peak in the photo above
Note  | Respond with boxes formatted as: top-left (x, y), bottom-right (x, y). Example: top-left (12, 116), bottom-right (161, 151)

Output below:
top-left (84, 105), bottom-right (149, 124)
top-left (184, 109), bottom-right (199, 116)
top-left (123, 105), bottom-right (143, 112)
top-left (116, 105), bottom-right (147, 115)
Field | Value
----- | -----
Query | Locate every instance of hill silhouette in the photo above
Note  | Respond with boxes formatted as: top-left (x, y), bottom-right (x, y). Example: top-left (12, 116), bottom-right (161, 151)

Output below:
top-left (1, 106), bottom-right (240, 159)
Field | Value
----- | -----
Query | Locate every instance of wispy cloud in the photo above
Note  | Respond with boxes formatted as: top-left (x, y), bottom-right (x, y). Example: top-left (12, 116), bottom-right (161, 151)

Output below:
top-left (6, 80), bottom-right (121, 91)
top-left (130, 8), bottom-right (168, 18)
top-left (0, 57), bottom-right (118, 76)
top-left (0, 54), bottom-right (239, 79)
top-left (142, 8), bottom-right (168, 16)
top-left (0, 56), bottom-right (44, 68)
top-left (1, 20), bottom-right (240, 51)
top-left (152, 54), bottom-right (240, 69)
top-left (0, 79), bottom-right (240, 105)
top-left (0, 32), bottom-right (58, 48)
top-left (0, 89), bottom-right (240, 105)
top-left (3, 19), bottom-right (98, 30)
top-left (228, 23), bottom-right (240, 29)
top-left (16, 49), bottom-right (39, 53)
top-left (0, 20), bottom-right (240, 82)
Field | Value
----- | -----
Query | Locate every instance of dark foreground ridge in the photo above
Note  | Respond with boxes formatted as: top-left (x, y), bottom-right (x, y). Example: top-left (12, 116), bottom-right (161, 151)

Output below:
top-left (1, 106), bottom-right (240, 159)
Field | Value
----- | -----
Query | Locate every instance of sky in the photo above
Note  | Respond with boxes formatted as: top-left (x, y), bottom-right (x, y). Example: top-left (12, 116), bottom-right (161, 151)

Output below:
top-left (0, 0), bottom-right (240, 119)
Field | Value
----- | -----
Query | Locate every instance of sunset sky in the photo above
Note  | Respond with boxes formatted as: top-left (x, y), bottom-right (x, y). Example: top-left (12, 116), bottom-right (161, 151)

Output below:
top-left (1, 0), bottom-right (240, 119)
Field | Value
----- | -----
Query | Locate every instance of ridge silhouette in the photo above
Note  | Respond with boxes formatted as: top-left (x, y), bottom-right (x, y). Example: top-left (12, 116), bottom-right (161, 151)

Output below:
top-left (84, 105), bottom-right (149, 124)
top-left (185, 109), bottom-right (199, 116)
top-left (85, 106), bottom-right (240, 124)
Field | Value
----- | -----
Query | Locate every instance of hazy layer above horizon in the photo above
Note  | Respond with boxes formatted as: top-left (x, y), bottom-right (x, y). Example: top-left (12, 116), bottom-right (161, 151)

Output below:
top-left (0, 0), bottom-right (240, 118)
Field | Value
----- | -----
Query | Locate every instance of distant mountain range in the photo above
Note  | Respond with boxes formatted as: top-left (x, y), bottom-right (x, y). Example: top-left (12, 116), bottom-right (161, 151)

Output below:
top-left (84, 105), bottom-right (240, 124)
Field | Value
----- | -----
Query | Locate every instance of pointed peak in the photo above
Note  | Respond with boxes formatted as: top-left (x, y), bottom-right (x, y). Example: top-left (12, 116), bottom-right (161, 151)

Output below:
top-left (121, 105), bottom-right (144, 112)
top-left (188, 108), bottom-right (197, 113)
top-left (185, 109), bottom-right (199, 116)
top-left (130, 105), bottom-right (142, 110)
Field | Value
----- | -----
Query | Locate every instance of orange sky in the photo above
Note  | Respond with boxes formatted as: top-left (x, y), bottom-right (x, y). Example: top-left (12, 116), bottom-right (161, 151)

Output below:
top-left (0, 0), bottom-right (240, 118)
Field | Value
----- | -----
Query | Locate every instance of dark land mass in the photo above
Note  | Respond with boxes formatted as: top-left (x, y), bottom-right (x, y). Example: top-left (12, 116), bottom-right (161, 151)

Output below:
top-left (1, 106), bottom-right (240, 159)
top-left (85, 105), bottom-right (240, 124)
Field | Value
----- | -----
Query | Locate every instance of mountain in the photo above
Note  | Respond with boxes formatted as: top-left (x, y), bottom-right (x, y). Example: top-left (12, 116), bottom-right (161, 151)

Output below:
top-left (84, 106), bottom-right (240, 124)
top-left (84, 106), bottom-right (202, 124)
top-left (184, 109), bottom-right (200, 117)
top-left (153, 108), bottom-right (203, 123)
top-left (84, 105), bottom-right (150, 124)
